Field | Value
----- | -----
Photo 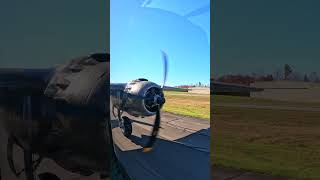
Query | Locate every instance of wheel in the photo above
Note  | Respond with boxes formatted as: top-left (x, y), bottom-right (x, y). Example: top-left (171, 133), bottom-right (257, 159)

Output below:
top-left (121, 116), bottom-right (132, 137)
top-left (38, 172), bottom-right (61, 180)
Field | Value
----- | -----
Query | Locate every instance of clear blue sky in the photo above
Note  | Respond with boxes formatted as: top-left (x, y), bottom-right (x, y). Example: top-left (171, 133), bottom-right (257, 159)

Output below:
top-left (214, 0), bottom-right (320, 77)
top-left (111, 0), bottom-right (210, 86)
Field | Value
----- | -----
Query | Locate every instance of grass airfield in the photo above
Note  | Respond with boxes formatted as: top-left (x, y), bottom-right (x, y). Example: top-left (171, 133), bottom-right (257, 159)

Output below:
top-left (163, 90), bottom-right (210, 120)
top-left (162, 90), bottom-right (320, 179)
top-left (212, 95), bottom-right (320, 180)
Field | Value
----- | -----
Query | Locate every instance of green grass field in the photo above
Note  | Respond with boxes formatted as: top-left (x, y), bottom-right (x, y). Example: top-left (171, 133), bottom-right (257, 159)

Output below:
top-left (212, 95), bottom-right (320, 179)
top-left (163, 91), bottom-right (210, 120)
top-left (163, 91), bottom-right (320, 179)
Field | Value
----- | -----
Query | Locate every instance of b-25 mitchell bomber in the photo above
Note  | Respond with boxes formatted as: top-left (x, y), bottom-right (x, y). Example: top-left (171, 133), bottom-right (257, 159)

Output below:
top-left (110, 51), bottom-right (168, 152)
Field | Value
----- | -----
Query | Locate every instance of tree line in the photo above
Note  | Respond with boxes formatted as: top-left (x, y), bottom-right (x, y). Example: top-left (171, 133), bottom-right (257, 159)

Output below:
top-left (214, 64), bottom-right (320, 85)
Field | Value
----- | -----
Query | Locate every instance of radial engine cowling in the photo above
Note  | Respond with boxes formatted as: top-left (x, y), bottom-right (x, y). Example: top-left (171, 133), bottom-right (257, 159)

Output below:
top-left (112, 79), bottom-right (165, 117)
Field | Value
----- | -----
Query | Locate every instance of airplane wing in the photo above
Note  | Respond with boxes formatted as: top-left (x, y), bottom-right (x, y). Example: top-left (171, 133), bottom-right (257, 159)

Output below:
top-left (0, 68), bottom-right (54, 95)
top-left (0, 53), bottom-right (109, 97)
top-left (211, 81), bottom-right (264, 96)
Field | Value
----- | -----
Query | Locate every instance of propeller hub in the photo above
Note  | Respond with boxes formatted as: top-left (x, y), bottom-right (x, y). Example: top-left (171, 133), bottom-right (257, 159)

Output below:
top-left (155, 95), bottom-right (165, 105)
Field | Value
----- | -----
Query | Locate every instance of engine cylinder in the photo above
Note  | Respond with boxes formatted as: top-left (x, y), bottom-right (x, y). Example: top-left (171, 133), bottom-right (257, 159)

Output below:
top-left (111, 79), bottom-right (165, 117)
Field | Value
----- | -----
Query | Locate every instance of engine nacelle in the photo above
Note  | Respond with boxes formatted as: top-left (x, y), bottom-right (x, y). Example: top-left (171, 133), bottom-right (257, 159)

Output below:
top-left (110, 79), bottom-right (165, 117)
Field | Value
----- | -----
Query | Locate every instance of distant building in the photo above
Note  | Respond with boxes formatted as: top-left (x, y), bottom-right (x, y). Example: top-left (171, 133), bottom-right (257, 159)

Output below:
top-left (163, 86), bottom-right (188, 92)
top-left (176, 85), bottom-right (193, 89)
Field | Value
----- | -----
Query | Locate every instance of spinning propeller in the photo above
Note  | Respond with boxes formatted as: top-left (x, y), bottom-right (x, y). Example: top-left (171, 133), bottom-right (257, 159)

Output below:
top-left (142, 50), bottom-right (168, 152)
top-left (111, 50), bottom-right (168, 152)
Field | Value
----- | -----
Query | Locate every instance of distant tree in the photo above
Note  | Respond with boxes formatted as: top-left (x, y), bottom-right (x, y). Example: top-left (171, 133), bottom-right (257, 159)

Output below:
top-left (309, 72), bottom-right (319, 82)
top-left (273, 68), bottom-right (283, 80)
top-left (264, 74), bottom-right (274, 81)
top-left (284, 64), bottom-right (293, 80)
top-left (251, 72), bottom-right (257, 78)
top-left (217, 74), bottom-right (255, 85)
top-left (289, 71), bottom-right (303, 81)
top-left (304, 74), bottom-right (310, 82)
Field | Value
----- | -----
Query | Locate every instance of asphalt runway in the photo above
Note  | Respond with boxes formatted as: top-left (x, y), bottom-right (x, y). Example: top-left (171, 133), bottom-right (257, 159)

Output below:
top-left (215, 103), bottom-right (320, 112)
top-left (111, 112), bottom-right (211, 180)
top-left (212, 166), bottom-right (291, 180)
top-left (1, 110), bottom-right (211, 180)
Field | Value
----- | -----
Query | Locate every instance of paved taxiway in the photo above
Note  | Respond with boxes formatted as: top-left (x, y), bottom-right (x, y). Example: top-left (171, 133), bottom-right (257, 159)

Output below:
top-left (216, 103), bottom-right (320, 112)
top-left (1, 110), bottom-right (210, 180)
top-left (212, 165), bottom-right (291, 180)
top-left (112, 112), bottom-right (211, 180)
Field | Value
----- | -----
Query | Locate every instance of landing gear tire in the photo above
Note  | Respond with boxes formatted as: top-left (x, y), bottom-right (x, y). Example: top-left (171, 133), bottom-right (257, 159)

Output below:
top-left (38, 172), bottom-right (61, 180)
top-left (121, 116), bottom-right (132, 138)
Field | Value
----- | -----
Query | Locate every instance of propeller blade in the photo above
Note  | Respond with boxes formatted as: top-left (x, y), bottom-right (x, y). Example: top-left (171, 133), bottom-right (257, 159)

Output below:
top-left (143, 108), bottom-right (161, 152)
top-left (143, 51), bottom-right (168, 152)
top-left (161, 51), bottom-right (168, 89)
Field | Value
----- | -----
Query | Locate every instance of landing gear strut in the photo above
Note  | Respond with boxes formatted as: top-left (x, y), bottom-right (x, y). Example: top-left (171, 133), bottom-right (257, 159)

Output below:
top-left (120, 116), bottom-right (132, 137)
top-left (7, 136), bottom-right (60, 180)
top-left (115, 107), bottom-right (132, 137)
top-left (6, 96), bottom-right (61, 180)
